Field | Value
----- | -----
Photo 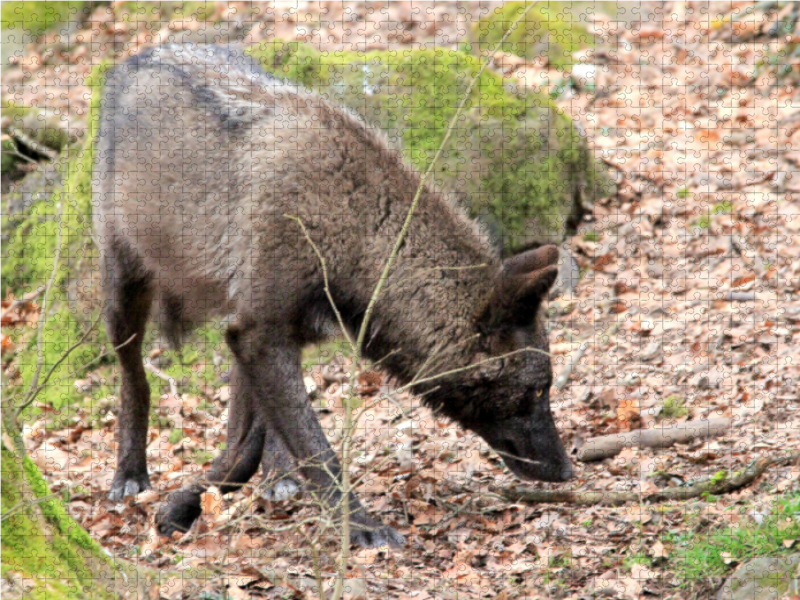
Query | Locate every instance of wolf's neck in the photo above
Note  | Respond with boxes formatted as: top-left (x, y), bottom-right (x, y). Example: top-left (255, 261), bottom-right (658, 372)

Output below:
top-left (352, 221), bottom-right (498, 387)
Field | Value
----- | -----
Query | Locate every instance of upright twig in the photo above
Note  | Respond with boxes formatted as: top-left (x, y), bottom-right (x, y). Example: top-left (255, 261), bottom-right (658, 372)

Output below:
top-left (22, 199), bottom-right (66, 411)
top-left (144, 361), bottom-right (179, 397)
top-left (16, 313), bottom-right (103, 417)
top-left (553, 342), bottom-right (588, 391)
top-left (354, 1), bottom-right (538, 356)
top-left (284, 214), bottom-right (355, 352)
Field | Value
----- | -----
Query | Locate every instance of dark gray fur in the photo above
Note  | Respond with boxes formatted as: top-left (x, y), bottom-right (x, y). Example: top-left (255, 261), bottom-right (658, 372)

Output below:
top-left (93, 44), bottom-right (572, 548)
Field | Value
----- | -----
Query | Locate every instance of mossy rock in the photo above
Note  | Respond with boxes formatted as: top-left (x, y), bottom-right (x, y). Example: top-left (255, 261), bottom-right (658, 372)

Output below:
top-left (1, 102), bottom-right (75, 179)
top-left (716, 554), bottom-right (800, 600)
top-left (1, 440), bottom-right (119, 599)
top-left (2, 102), bottom-right (74, 153)
top-left (2, 65), bottom-right (110, 412)
top-left (474, 1), bottom-right (596, 70)
top-left (113, 2), bottom-right (216, 26)
top-left (247, 41), bottom-right (610, 252)
top-left (2, 43), bottom-right (610, 412)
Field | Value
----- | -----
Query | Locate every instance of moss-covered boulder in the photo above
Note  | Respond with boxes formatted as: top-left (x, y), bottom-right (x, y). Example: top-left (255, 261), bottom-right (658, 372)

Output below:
top-left (2, 44), bottom-right (610, 413)
top-left (1, 65), bottom-right (108, 411)
top-left (2, 103), bottom-right (73, 154)
top-left (716, 554), bottom-right (800, 600)
top-left (247, 41), bottom-right (609, 252)
top-left (2, 102), bottom-right (76, 180)
top-left (0, 409), bottom-right (138, 600)
top-left (474, 1), bottom-right (596, 70)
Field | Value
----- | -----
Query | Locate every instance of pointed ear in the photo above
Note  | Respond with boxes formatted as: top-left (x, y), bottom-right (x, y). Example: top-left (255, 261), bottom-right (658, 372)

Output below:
top-left (502, 245), bottom-right (559, 277)
top-left (477, 265), bottom-right (559, 330)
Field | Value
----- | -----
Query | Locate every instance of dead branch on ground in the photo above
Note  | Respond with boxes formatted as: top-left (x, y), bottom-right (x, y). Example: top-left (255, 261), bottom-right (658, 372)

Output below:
top-left (576, 418), bottom-right (732, 462)
top-left (488, 452), bottom-right (799, 507)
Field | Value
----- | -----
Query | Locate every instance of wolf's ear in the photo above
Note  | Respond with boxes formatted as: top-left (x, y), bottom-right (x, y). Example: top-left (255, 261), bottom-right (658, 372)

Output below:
top-left (502, 244), bottom-right (559, 276)
top-left (476, 263), bottom-right (559, 330)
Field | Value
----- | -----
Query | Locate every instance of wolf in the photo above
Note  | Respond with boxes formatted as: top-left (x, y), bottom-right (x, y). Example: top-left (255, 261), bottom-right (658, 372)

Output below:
top-left (93, 44), bottom-right (572, 547)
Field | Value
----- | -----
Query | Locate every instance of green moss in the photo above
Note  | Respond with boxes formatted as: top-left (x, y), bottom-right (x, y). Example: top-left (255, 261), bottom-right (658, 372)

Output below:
top-left (247, 41), bottom-right (609, 250)
top-left (115, 2), bottom-right (215, 25)
top-left (661, 394), bottom-right (688, 419)
top-left (23, 451), bottom-right (105, 564)
top-left (3, 63), bottom-right (111, 412)
top-left (0, 2), bottom-right (88, 36)
top-left (2, 137), bottom-right (21, 177)
top-left (2, 101), bottom-right (73, 153)
top-left (672, 490), bottom-right (800, 585)
top-left (474, 2), bottom-right (595, 70)
top-left (1, 445), bottom-right (117, 599)
top-left (713, 201), bottom-right (733, 214)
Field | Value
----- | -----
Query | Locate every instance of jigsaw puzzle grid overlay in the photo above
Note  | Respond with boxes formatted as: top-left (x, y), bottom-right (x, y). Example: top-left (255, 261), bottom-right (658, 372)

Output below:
top-left (2, 2), bottom-right (799, 599)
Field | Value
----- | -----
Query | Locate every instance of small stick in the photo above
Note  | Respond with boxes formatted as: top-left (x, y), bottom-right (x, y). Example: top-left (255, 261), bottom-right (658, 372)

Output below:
top-left (145, 362), bottom-right (178, 397)
top-left (576, 417), bottom-right (731, 462)
top-left (724, 291), bottom-right (756, 302)
top-left (555, 323), bottom-right (619, 392)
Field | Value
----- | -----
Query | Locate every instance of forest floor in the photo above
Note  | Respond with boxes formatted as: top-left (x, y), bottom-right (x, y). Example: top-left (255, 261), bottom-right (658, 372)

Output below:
top-left (3, 2), bottom-right (800, 599)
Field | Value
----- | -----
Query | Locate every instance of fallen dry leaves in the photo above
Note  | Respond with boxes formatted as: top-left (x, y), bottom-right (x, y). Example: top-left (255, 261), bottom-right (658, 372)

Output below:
top-left (3, 2), bottom-right (800, 599)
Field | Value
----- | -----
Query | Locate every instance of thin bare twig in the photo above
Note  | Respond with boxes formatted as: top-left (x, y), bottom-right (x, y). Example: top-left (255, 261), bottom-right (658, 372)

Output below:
top-left (23, 199), bottom-right (66, 409)
top-left (491, 452), bottom-right (800, 506)
top-left (395, 346), bottom-right (550, 394)
top-left (48, 333), bottom-right (136, 388)
top-left (145, 361), bottom-right (178, 396)
top-left (391, 263), bottom-right (489, 289)
top-left (284, 214), bottom-right (355, 351)
top-left (330, 1), bottom-right (540, 595)
top-left (16, 313), bottom-right (103, 417)
top-left (555, 321), bottom-right (620, 391)
top-left (308, 534), bottom-right (327, 600)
